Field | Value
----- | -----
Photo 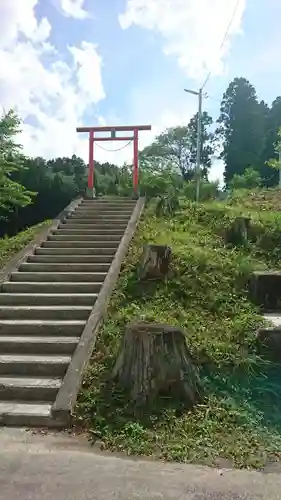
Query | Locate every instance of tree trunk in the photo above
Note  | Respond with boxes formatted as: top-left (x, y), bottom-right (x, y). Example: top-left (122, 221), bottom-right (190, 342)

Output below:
top-left (138, 244), bottom-right (172, 279)
top-left (112, 322), bottom-right (202, 409)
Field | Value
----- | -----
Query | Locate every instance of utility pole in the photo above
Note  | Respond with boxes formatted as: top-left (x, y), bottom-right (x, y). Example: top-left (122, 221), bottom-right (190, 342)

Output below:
top-left (184, 88), bottom-right (203, 202)
top-left (195, 88), bottom-right (203, 202)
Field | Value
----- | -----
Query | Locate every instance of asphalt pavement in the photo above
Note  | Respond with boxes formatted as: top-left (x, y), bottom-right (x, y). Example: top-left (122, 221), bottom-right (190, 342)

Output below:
top-left (0, 428), bottom-right (281, 500)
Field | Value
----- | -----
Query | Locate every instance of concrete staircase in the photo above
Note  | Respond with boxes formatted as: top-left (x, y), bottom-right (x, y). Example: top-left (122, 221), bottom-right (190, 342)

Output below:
top-left (0, 197), bottom-right (136, 426)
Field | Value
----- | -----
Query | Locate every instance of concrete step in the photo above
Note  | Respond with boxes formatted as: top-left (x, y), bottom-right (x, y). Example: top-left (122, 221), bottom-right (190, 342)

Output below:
top-left (0, 354), bottom-right (70, 377)
top-left (0, 335), bottom-right (79, 355)
top-left (75, 203), bottom-right (133, 208)
top-left (60, 226), bottom-right (127, 233)
top-left (35, 246), bottom-right (116, 255)
top-left (28, 254), bottom-right (113, 263)
top-left (0, 306), bottom-right (92, 320)
top-left (10, 271), bottom-right (107, 282)
top-left (56, 228), bottom-right (124, 235)
top-left (0, 319), bottom-right (85, 336)
top-left (74, 210), bottom-right (132, 216)
top-left (0, 196), bottom-right (135, 427)
top-left (79, 199), bottom-right (135, 203)
top-left (0, 293), bottom-right (98, 306)
top-left (1, 282), bottom-right (103, 294)
top-left (81, 199), bottom-right (135, 204)
top-left (19, 262), bottom-right (111, 273)
top-left (74, 211), bottom-right (132, 217)
top-left (0, 402), bottom-right (59, 427)
top-left (66, 215), bottom-right (130, 221)
top-left (61, 221), bottom-right (127, 229)
top-left (61, 219), bottom-right (129, 231)
top-left (79, 196), bottom-right (136, 201)
top-left (264, 313), bottom-right (281, 327)
top-left (47, 234), bottom-right (121, 242)
top-left (70, 214), bottom-right (130, 220)
top-left (42, 240), bottom-right (119, 248)
top-left (0, 376), bottom-right (62, 402)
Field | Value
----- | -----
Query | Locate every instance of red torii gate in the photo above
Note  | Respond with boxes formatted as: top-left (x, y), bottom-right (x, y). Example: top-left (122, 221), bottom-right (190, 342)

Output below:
top-left (76, 125), bottom-right (151, 198)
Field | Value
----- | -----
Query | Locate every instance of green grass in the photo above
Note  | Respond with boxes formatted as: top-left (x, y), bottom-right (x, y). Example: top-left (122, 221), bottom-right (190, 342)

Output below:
top-left (0, 221), bottom-right (50, 270)
top-left (76, 194), bottom-right (281, 469)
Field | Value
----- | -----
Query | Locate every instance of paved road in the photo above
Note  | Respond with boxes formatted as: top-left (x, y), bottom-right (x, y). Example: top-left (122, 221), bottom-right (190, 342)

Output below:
top-left (0, 429), bottom-right (281, 500)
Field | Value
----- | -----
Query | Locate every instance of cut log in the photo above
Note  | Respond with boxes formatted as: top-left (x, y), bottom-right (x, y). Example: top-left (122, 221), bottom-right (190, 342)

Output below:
top-left (112, 322), bottom-right (202, 409)
top-left (225, 216), bottom-right (251, 247)
top-left (155, 195), bottom-right (180, 216)
top-left (138, 244), bottom-right (172, 279)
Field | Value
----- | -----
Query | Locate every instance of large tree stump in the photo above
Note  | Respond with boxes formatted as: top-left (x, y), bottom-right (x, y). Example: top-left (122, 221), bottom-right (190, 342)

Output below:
top-left (138, 244), bottom-right (172, 279)
top-left (112, 322), bottom-right (202, 408)
top-left (225, 216), bottom-right (251, 247)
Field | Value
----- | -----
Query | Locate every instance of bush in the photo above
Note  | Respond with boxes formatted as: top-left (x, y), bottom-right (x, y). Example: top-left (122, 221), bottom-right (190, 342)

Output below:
top-left (229, 167), bottom-right (262, 190)
top-left (183, 180), bottom-right (219, 201)
top-left (139, 167), bottom-right (183, 200)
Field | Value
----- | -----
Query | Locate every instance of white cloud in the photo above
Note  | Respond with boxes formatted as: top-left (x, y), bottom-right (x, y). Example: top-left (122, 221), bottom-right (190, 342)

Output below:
top-left (55, 0), bottom-right (90, 19)
top-left (0, 0), bottom-right (105, 160)
top-left (119, 0), bottom-right (246, 81)
top-left (69, 41), bottom-right (104, 104)
top-left (0, 0), bottom-right (51, 46)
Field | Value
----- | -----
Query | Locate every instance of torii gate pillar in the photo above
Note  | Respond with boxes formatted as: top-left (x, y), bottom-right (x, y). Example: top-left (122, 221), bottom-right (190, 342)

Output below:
top-left (76, 125), bottom-right (151, 198)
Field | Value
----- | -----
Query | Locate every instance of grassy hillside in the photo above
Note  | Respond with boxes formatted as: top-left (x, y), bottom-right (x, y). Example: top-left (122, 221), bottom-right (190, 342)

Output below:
top-left (0, 221), bottom-right (50, 270)
top-left (77, 190), bottom-right (281, 469)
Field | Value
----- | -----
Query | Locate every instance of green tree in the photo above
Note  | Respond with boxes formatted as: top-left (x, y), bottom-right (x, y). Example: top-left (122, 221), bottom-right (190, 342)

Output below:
top-left (0, 110), bottom-right (34, 212)
top-left (140, 112), bottom-right (215, 180)
top-left (259, 97), bottom-right (281, 186)
top-left (217, 77), bottom-right (266, 184)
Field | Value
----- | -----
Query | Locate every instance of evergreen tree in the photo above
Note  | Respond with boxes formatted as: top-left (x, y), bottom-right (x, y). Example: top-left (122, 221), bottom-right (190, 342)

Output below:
top-left (217, 77), bottom-right (266, 184)
top-left (259, 97), bottom-right (281, 186)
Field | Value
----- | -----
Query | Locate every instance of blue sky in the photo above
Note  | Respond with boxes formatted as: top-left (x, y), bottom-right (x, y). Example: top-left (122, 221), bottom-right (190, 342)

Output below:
top-left (0, 0), bottom-right (281, 180)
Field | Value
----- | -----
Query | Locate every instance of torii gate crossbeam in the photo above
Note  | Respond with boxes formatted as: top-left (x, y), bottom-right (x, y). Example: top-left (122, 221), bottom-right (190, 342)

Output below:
top-left (76, 125), bottom-right (151, 198)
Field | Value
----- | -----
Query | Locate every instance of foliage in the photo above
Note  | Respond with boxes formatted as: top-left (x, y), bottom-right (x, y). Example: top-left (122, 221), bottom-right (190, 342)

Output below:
top-left (217, 77), bottom-right (266, 185)
top-left (229, 167), bottom-right (262, 190)
top-left (0, 220), bottom-right (50, 270)
top-left (183, 180), bottom-right (219, 201)
top-left (47, 154), bottom-right (87, 192)
top-left (4, 155), bottom-right (80, 234)
top-left (0, 110), bottom-right (34, 213)
top-left (141, 111), bottom-right (215, 180)
top-left (259, 98), bottom-right (281, 186)
top-left (139, 164), bottom-right (183, 199)
top-left (226, 187), bottom-right (281, 212)
top-left (266, 126), bottom-right (281, 175)
top-left (77, 192), bottom-right (281, 469)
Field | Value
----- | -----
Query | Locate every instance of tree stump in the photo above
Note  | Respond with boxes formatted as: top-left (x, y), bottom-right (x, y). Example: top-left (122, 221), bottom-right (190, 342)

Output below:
top-left (112, 322), bottom-right (202, 408)
top-left (225, 216), bottom-right (251, 247)
top-left (138, 244), bottom-right (172, 279)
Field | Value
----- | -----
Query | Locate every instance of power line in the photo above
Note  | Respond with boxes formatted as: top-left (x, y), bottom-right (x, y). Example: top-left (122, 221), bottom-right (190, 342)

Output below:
top-left (95, 140), bottom-right (133, 153)
top-left (201, 0), bottom-right (241, 89)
